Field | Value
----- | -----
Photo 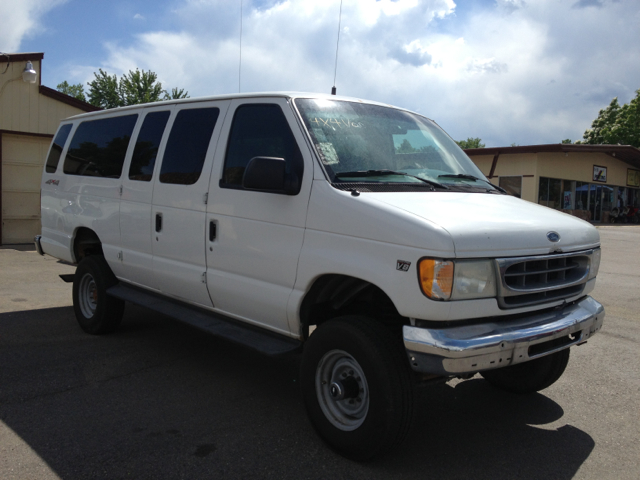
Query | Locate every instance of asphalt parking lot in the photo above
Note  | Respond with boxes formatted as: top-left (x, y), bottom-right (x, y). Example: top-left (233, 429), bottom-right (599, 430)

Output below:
top-left (1, 227), bottom-right (639, 479)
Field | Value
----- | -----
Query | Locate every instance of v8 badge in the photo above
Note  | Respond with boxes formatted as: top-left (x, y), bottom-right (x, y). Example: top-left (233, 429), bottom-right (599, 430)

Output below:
top-left (396, 260), bottom-right (411, 272)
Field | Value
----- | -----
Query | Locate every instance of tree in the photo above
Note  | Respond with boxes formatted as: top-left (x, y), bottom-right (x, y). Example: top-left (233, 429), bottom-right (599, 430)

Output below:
top-left (87, 69), bottom-right (120, 109)
top-left (579, 89), bottom-right (640, 148)
top-left (56, 81), bottom-right (86, 102)
top-left (120, 69), bottom-right (165, 105)
top-left (84, 68), bottom-right (189, 109)
top-left (164, 87), bottom-right (189, 100)
top-left (456, 137), bottom-right (485, 149)
top-left (561, 139), bottom-right (572, 144)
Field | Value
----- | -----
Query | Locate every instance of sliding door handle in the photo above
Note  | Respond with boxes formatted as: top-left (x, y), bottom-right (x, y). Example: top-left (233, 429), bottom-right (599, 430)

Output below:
top-left (155, 213), bottom-right (162, 232)
top-left (209, 221), bottom-right (217, 241)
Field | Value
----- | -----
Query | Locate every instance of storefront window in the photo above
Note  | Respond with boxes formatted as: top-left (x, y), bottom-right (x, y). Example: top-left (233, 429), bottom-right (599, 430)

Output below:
top-left (538, 177), bottom-right (550, 207)
top-left (625, 188), bottom-right (640, 207)
top-left (576, 182), bottom-right (589, 210)
top-left (539, 177), bottom-right (562, 209)
top-left (539, 176), bottom-right (630, 223)
top-left (499, 176), bottom-right (522, 198)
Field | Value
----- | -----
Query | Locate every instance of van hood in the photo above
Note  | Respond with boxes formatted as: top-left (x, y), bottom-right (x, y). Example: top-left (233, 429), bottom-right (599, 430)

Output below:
top-left (369, 191), bottom-right (600, 258)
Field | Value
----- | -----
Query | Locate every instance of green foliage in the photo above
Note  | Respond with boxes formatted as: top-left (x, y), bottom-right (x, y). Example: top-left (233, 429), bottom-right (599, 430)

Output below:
top-left (85, 68), bottom-right (189, 109)
top-left (456, 137), bottom-right (485, 149)
top-left (120, 69), bottom-right (165, 105)
top-left (581, 89), bottom-right (640, 148)
top-left (561, 139), bottom-right (573, 144)
top-left (87, 69), bottom-right (120, 109)
top-left (164, 87), bottom-right (190, 100)
top-left (56, 81), bottom-right (86, 102)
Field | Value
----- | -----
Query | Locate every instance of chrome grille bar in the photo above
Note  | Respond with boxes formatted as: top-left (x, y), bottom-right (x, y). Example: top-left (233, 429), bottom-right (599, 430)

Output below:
top-left (495, 250), bottom-right (595, 308)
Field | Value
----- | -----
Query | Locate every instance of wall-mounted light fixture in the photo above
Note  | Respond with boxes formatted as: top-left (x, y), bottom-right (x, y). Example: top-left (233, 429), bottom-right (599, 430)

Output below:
top-left (22, 61), bottom-right (37, 83)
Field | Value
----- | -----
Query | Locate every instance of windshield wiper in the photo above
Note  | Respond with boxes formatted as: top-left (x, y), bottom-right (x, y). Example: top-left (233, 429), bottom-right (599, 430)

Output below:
top-left (438, 174), bottom-right (507, 193)
top-left (335, 170), bottom-right (449, 189)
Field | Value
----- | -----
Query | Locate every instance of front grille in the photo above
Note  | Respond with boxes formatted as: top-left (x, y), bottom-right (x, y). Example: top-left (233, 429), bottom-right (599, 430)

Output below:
top-left (496, 251), bottom-right (593, 309)
top-left (504, 255), bottom-right (586, 289)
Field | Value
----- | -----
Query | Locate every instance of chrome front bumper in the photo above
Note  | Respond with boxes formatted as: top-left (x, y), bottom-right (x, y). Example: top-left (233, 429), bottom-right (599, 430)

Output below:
top-left (403, 296), bottom-right (605, 376)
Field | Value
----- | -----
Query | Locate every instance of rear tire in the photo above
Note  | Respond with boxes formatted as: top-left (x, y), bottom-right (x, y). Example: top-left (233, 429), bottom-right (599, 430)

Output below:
top-left (72, 256), bottom-right (124, 334)
top-left (480, 348), bottom-right (570, 394)
top-left (300, 316), bottom-right (414, 460)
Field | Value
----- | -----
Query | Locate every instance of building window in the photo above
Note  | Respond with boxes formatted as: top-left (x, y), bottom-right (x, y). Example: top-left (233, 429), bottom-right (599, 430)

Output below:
top-left (576, 182), bottom-right (589, 210)
top-left (498, 176), bottom-right (522, 198)
top-left (538, 177), bottom-right (562, 209)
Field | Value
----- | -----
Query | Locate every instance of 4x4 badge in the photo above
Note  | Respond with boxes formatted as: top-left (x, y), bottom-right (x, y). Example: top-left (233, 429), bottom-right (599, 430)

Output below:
top-left (396, 260), bottom-right (411, 272)
top-left (547, 231), bottom-right (560, 242)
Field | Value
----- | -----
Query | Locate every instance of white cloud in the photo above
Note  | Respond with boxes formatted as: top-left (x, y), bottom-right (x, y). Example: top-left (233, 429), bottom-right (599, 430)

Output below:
top-left (68, 0), bottom-right (640, 146)
top-left (133, 13), bottom-right (145, 20)
top-left (0, 0), bottom-right (67, 52)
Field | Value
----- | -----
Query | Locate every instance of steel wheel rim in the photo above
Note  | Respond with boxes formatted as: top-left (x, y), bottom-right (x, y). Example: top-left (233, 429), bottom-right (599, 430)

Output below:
top-left (315, 349), bottom-right (369, 431)
top-left (78, 273), bottom-right (97, 318)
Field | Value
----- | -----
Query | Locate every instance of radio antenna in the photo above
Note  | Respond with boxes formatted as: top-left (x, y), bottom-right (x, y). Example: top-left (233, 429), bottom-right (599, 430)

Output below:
top-left (239, 0), bottom-right (243, 93)
top-left (331, 0), bottom-right (343, 95)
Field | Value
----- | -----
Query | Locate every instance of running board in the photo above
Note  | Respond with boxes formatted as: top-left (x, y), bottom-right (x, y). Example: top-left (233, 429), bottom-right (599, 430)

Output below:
top-left (106, 283), bottom-right (302, 356)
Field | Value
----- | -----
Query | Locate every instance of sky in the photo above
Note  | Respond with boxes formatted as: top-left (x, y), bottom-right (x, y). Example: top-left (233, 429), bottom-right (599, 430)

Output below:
top-left (1, 0), bottom-right (639, 147)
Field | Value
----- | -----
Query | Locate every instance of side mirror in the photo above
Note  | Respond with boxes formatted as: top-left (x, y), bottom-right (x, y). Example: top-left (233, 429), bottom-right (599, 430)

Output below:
top-left (242, 157), bottom-right (300, 195)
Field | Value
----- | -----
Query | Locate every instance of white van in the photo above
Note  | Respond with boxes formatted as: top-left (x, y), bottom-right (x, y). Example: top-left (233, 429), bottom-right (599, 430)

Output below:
top-left (36, 92), bottom-right (604, 460)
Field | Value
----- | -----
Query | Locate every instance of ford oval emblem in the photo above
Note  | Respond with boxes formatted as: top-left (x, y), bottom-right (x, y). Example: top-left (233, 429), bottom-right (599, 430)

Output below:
top-left (547, 231), bottom-right (561, 243)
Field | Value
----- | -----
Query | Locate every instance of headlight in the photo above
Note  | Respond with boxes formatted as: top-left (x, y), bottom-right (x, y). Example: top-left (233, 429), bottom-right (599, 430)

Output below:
top-left (451, 260), bottom-right (497, 300)
top-left (588, 248), bottom-right (601, 280)
top-left (418, 258), bottom-right (496, 301)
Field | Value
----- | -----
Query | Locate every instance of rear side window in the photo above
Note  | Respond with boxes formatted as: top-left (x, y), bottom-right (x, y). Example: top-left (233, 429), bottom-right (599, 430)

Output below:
top-left (45, 124), bottom-right (73, 173)
top-left (221, 104), bottom-right (303, 187)
top-left (129, 111), bottom-right (170, 182)
top-left (159, 107), bottom-right (220, 185)
top-left (63, 115), bottom-right (138, 178)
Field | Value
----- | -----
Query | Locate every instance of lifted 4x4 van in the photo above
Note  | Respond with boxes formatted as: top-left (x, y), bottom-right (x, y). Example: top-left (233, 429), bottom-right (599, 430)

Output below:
top-left (36, 92), bottom-right (604, 460)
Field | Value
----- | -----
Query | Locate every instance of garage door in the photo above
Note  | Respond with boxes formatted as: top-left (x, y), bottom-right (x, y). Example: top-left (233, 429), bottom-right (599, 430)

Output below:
top-left (1, 134), bottom-right (51, 244)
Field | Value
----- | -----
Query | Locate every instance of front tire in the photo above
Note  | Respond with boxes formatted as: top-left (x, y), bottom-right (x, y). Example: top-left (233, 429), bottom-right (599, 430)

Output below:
top-left (72, 256), bottom-right (124, 334)
top-left (300, 316), bottom-right (414, 460)
top-left (480, 348), bottom-right (570, 394)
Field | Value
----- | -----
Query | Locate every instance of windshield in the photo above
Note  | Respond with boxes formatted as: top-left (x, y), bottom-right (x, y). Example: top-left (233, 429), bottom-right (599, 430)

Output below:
top-left (294, 98), bottom-right (494, 191)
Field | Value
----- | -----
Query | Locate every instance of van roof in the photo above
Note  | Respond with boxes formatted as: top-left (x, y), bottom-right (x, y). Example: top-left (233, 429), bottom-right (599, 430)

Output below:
top-left (63, 92), bottom-right (418, 121)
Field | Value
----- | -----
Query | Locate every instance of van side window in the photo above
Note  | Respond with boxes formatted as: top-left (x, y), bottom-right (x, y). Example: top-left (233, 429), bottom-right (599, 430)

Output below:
top-left (129, 111), bottom-right (170, 182)
top-left (221, 104), bottom-right (303, 187)
top-left (63, 115), bottom-right (138, 178)
top-left (45, 124), bottom-right (73, 173)
top-left (159, 107), bottom-right (220, 185)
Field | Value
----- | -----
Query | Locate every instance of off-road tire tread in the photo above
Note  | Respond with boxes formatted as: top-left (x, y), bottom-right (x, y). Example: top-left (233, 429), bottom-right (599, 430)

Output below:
top-left (72, 255), bottom-right (124, 335)
top-left (301, 316), bottom-right (414, 460)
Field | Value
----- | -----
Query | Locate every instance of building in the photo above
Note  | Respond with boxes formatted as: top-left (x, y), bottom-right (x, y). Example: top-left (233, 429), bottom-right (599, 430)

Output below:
top-left (0, 52), bottom-right (98, 245)
top-left (466, 143), bottom-right (640, 223)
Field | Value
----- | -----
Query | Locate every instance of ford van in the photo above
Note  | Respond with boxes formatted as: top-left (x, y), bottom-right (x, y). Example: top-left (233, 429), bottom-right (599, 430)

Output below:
top-left (36, 93), bottom-right (604, 460)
